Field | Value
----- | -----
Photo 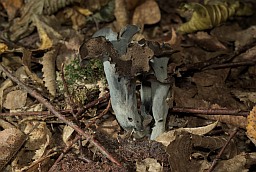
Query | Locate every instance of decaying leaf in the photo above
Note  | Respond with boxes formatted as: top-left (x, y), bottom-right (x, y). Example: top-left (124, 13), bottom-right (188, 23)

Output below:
top-left (213, 152), bottom-right (256, 172)
top-left (114, 0), bottom-right (129, 31)
top-left (8, 0), bottom-right (77, 41)
top-left (188, 32), bottom-right (227, 51)
top-left (62, 125), bottom-right (75, 145)
top-left (155, 121), bottom-right (218, 147)
top-left (32, 15), bottom-right (62, 50)
top-left (62, 7), bottom-right (88, 30)
top-left (3, 90), bottom-right (27, 110)
top-left (136, 158), bottom-right (163, 172)
top-left (41, 49), bottom-right (57, 97)
top-left (178, 1), bottom-right (253, 34)
top-left (132, 0), bottom-right (161, 29)
top-left (166, 131), bottom-right (237, 172)
top-left (0, 0), bottom-right (23, 21)
top-left (11, 122), bottom-right (52, 171)
top-left (0, 79), bottom-right (13, 111)
top-left (246, 106), bottom-right (256, 145)
top-left (87, 0), bottom-right (115, 23)
top-left (0, 43), bottom-right (8, 54)
top-left (0, 128), bottom-right (26, 171)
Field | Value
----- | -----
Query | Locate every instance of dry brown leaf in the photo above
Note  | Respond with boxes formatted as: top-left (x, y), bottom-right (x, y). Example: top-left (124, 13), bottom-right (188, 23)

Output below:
top-left (0, 0), bottom-right (23, 20)
top-left (62, 125), bottom-right (75, 145)
top-left (136, 158), bottom-right (163, 172)
top-left (0, 43), bottom-right (8, 54)
top-left (0, 79), bottom-right (13, 111)
top-left (0, 128), bottom-right (26, 171)
top-left (96, 116), bottom-right (120, 139)
top-left (125, 0), bottom-right (141, 10)
top-left (33, 15), bottom-right (53, 50)
top-left (41, 49), bottom-right (57, 97)
top-left (188, 32), bottom-right (227, 51)
top-left (213, 152), bottom-right (255, 172)
top-left (246, 106), bottom-right (256, 145)
top-left (11, 122), bottom-right (52, 171)
top-left (9, 0), bottom-right (44, 41)
top-left (155, 121), bottom-right (218, 147)
top-left (114, 0), bottom-right (129, 31)
top-left (132, 0), bottom-right (161, 29)
top-left (63, 7), bottom-right (87, 30)
top-left (3, 90), bottom-right (27, 110)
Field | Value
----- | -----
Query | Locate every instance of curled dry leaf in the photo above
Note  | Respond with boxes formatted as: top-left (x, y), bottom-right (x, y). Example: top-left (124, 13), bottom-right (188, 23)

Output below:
top-left (132, 0), bottom-right (161, 29)
top-left (41, 49), bottom-right (57, 97)
top-left (155, 121), bottom-right (218, 147)
top-left (178, 1), bottom-right (253, 34)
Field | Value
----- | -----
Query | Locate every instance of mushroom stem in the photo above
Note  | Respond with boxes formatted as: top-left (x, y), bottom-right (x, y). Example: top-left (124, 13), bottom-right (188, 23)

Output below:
top-left (103, 60), bottom-right (143, 132)
top-left (149, 57), bottom-right (173, 139)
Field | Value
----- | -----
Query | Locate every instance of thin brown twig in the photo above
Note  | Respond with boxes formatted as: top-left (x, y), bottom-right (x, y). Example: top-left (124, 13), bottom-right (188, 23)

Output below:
top-left (48, 134), bottom-right (82, 172)
top-left (0, 63), bottom-right (121, 166)
top-left (203, 60), bottom-right (256, 70)
top-left (171, 107), bottom-right (249, 117)
top-left (49, 100), bottom-right (111, 171)
top-left (86, 100), bottom-right (111, 128)
top-left (207, 128), bottom-right (238, 172)
top-left (0, 93), bottom-right (110, 117)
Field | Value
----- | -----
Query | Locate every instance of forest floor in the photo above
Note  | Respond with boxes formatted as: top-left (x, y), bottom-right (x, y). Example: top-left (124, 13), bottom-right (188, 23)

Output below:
top-left (0, 0), bottom-right (256, 171)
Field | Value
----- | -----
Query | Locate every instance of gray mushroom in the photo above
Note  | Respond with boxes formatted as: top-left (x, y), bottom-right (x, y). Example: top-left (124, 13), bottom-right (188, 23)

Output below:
top-left (92, 25), bottom-right (145, 136)
top-left (80, 25), bottom-right (175, 139)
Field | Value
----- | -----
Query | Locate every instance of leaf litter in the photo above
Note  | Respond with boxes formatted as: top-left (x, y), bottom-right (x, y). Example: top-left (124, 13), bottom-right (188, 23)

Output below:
top-left (0, 0), bottom-right (255, 171)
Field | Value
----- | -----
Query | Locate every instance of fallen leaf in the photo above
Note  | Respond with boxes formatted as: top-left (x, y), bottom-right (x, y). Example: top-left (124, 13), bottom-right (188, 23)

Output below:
top-left (1, 0), bottom-right (23, 20)
top-left (0, 128), bottom-right (26, 171)
top-left (114, 0), bottom-right (129, 31)
top-left (132, 0), bottom-right (161, 29)
top-left (3, 90), bottom-right (27, 110)
top-left (41, 49), bottom-right (57, 97)
top-left (246, 106), bottom-right (256, 145)
top-left (63, 125), bottom-right (75, 145)
top-left (136, 158), bottom-right (163, 172)
top-left (33, 15), bottom-right (53, 50)
top-left (155, 121), bottom-right (218, 147)
top-left (0, 43), bottom-right (8, 54)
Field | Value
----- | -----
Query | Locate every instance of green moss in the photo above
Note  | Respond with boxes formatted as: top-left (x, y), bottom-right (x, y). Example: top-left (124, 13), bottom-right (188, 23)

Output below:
top-left (64, 58), bottom-right (104, 85)
top-left (56, 58), bottom-right (105, 106)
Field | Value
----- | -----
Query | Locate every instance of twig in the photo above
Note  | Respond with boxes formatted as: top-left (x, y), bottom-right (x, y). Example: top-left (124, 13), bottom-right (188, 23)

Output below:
top-left (0, 64), bottom-right (121, 166)
top-left (48, 134), bottom-right (82, 172)
top-left (85, 100), bottom-right (111, 128)
top-left (0, 93), bottom-right (110, 117)
top-left (207, 128), bottom-right (238, 172)
top-left (49, 100), bottom-right (111, 171)
top-left (171, 107), bottom-right (248, 117)
top-left (203, 60), bottom-right (256, 70)
top-left (77, 92), bottom-right (110, 116)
